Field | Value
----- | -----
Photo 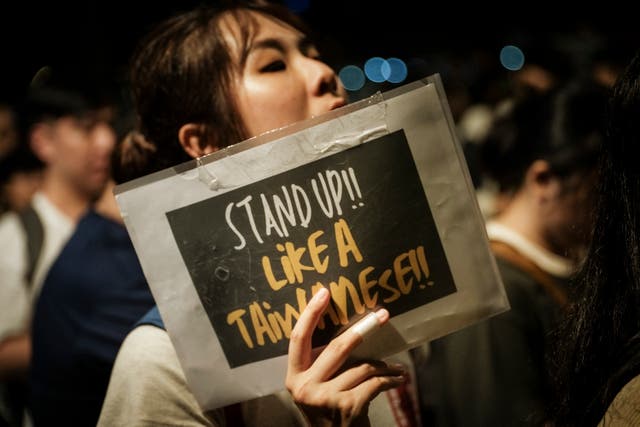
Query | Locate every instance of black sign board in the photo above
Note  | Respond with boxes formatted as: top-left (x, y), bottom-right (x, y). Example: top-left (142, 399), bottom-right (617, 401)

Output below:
top-left (167, 129), bottom-right (456, 368)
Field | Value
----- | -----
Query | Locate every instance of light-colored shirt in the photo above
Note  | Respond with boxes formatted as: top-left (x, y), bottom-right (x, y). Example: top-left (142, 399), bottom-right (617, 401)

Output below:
top-left (99, 325), bottom-right (304, 427)
top-left (486, 221), bottom-right (576, 278)
top-left (29, 192), bottom-right (75, 298)
top-left (0, 192), bottom-right (74, 340)
top-left (99, 325), bottom-right (405, 426)
top-left (0, 212), bottom-right (29, 339)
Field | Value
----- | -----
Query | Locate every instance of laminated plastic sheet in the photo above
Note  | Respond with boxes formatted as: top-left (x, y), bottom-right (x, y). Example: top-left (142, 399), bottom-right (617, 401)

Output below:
top-left (115, 75), bottom-right (509, 410)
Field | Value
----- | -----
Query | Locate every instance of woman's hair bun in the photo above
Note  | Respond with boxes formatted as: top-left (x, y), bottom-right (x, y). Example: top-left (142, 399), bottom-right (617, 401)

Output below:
top-left (111, 130), bottom-right (157, 184)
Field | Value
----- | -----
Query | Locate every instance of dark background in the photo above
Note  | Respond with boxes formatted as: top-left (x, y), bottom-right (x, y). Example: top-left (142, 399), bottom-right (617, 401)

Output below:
top-left (0, 1), bottom-right (637, 106)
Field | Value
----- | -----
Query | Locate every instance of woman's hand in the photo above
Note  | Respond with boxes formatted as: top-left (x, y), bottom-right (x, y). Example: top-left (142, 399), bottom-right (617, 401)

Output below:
top-left (286, 287), bottom-right (406, 427)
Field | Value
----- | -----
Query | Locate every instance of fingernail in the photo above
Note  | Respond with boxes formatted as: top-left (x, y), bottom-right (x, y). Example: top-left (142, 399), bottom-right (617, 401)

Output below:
top-left (375, 308), bottom-right (389, 323)
top-left (312, 287), bottom-right (329, 304)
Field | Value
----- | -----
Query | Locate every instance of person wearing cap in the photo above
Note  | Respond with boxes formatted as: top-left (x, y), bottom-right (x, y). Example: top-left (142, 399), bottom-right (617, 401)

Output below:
top-left (0, 68), bottom-right (117, 427)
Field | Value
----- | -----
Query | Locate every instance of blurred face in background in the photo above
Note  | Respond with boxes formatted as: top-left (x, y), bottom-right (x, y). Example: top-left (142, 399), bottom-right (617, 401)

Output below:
top-left (541, 169), bottom-right (598, 262)
top-left (33, 108), bottom-right (116, 201)
top-left (0, 105), bottom-right (17, 158)
top-left (2, 170), bottom-right (43, 211)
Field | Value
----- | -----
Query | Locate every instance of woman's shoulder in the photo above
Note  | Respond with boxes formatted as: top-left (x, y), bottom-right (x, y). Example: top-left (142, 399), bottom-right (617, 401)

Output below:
top-left (107, 325), bottom-right (182, 395)
top-left (118, 325), bottom-right (174, 366)
top-left (99, 325), bottom-right (222, 426)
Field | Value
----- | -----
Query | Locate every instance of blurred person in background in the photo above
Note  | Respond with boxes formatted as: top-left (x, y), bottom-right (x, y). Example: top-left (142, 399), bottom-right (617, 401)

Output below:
top-left (28, 96), bottom-right (156, 426)
top-left (0, 143), bottom-right (43, 216)
top-left (28, 177), bottom-right (156, 426)
top-left (0, 104), bottom-right (18, 160)
top-left (417, 80), bottom-right (607, 427)
top-left (0, 67), bottom-right (118, 427)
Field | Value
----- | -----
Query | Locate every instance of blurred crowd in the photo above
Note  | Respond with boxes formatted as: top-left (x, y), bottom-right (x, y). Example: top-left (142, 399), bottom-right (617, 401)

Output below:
top-left (0, 2), bottom-right (638, 426)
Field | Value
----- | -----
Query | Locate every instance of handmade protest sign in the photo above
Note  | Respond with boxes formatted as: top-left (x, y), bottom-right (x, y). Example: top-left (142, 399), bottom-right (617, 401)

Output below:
top-left (115, 75), bottom-right (509, 410)
top-left (166, 129), bottom-right (456, 367)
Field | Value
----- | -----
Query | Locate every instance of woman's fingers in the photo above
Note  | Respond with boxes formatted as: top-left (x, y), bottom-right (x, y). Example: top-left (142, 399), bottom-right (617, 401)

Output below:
top-left (308, 309), bottom-right (389, 382)
top-left (337, 372), bottom-right (407, 424)
top-left (286, 287), bottom-right (405, 427)
top-left (287, 287), bottom-right (331, 375)
top-left (294, 369), bottom-right (406, 427)
top-left (328, 360), bottom-right (406, 392)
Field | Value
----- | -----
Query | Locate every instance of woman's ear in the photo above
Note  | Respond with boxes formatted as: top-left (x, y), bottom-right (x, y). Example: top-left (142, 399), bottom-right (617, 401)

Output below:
top-left (29, 123), bottom-right (55, 163)
top-left (526, 159), bottom-right (557, 202)
top-left (178, 123), bottom-right (218, 158)
top-left (528, 159), bottom-right (552, 186)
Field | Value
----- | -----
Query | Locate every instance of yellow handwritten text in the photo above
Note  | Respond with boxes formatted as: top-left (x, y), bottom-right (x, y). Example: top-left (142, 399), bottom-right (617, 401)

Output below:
top-left (226, 245), bottom-right (431, 349)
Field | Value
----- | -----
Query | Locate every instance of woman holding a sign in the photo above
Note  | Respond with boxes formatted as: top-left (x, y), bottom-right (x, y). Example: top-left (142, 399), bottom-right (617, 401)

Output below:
top-left (98, 1), bottom-right (407, 426)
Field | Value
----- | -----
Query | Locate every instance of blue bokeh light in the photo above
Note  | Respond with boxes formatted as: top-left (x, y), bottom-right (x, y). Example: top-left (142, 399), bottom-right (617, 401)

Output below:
top-left (364, 57), bottom-right (390, 83)
top-left (499, 45), bottom-right (525, 71)
top-left (339, 65), bottom-right (365, 91)
top-left (386, 57), bottom-right (408, 83)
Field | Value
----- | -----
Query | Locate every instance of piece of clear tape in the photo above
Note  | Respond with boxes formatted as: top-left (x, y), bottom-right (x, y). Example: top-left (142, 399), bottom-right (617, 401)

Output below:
top-left (351, 311), bottom-right (381, 340)
top-left (197, 157), bottom-right (220, 190)
top-left (312, 124), bottom-right (389, 154)
top-left (194, 122), bottom-right (389, 191)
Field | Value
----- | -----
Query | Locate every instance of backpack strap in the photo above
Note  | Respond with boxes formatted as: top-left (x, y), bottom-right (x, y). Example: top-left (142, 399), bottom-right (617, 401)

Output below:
top-left (490, 240), bottom-right (568, 308)
top-left (18, 205), bottom-right (44, 289)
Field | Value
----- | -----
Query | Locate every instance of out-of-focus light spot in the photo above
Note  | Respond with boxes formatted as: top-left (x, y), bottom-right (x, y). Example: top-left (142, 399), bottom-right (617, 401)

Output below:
top-left (339, 65), bottom-right (365, 91)
top-left (500, 45), bottom-right (525, 71)
top-left (284, 0), bottom-right (310, 13)
top-left (386, 57), bottom-right (407, 83)
top-left (364, 57), bottom-right (390, 83)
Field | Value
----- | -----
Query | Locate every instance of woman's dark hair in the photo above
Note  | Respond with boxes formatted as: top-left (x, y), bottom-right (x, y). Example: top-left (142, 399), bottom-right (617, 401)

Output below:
top-left (480, 80), bottom-right (607, 194)
top-left (112, 0), bottom-right (309, 184)
top-left (549, 50), bottom-right (640, 426)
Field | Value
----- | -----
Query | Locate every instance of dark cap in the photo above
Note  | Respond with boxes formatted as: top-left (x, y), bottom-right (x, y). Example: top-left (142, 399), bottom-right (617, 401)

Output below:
top-left (18, 64), bottom-right (120, 134)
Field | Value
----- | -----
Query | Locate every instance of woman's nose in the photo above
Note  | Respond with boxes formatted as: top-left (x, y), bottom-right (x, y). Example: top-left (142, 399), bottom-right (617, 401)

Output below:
top-left (306, 58), bottom-right (341, 97)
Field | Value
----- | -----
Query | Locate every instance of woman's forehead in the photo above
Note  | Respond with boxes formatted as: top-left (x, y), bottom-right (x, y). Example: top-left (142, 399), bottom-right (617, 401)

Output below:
top-left (218, 9), bottom-right (302, 56)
